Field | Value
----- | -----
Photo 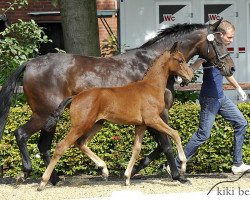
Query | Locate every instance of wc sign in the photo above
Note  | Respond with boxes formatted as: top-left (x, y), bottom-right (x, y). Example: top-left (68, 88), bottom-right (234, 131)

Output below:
top-left (204, 4), bottom-right (232, 24)
top-left (158, 5), bottom-right (186, 24)
top-left (163, 14), bottom-right (175, 21)
top-left (208, 14), bottom-right (221, 23)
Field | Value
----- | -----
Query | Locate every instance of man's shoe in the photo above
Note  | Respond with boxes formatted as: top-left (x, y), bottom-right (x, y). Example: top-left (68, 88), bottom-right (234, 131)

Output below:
top-left (232, 163), bottom-right (250, 175)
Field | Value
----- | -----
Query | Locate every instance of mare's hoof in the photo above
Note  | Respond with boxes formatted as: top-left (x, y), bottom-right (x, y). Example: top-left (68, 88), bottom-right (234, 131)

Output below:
top-left (16, 176), bottom-right (25, 185)
top-left (178, 175), bottom-right (191, 185)
top-left (16, 172), bottom-right (28, 185)
top-left (50, 174), bottom-right (62, 186)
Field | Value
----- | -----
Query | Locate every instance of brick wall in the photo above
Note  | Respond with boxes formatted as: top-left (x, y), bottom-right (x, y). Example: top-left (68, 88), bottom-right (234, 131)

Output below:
top-left (97, 0), bottom-right (118, 43)
top-left (0, 0), bottom-right (117, 45)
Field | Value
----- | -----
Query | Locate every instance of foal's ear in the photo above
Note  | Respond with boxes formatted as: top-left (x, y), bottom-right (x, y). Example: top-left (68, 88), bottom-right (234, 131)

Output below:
top-left (170, 42), bottom-right (179, 53)
top-left (210, 17), bottom-right (223, 31)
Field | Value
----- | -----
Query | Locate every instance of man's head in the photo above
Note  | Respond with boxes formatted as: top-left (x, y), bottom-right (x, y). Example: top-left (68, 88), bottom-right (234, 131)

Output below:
top-left (218, 20), bottom-right (235, 46)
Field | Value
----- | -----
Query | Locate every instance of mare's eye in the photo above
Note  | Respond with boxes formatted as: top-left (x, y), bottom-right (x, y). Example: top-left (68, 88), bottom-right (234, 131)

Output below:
top-left (215, 38), bottom-right (222, 45)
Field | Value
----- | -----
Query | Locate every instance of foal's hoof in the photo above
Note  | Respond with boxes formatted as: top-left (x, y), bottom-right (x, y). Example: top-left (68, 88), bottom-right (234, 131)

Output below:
top-left (124, 175), bottom-right (131, 186)
top-left (101, 168), bottom-right (109, 181)
top-left (125, 179), bottom-right (131, 186)
top-left (37, 181), bottom-right (47, 191)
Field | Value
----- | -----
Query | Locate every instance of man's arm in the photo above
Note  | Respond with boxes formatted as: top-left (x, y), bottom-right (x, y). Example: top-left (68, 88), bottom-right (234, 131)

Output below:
top-left (226, 76), bottom-right (247, 101)
top-left (226, 75), bottom-right (240, 88)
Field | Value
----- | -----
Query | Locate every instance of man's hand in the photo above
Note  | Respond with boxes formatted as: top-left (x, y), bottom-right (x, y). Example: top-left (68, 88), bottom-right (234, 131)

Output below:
top-left (236, 87), bottom-right (247, 101)
top-left (190, 58), bottom-right (207, 71)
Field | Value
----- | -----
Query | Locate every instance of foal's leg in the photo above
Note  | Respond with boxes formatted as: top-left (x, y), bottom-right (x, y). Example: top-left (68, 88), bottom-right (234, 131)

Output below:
top-left (132, 88), bottom-right (178, 177)
top-left (75, 121), bottom-right (109, 180)
top-left (146, 117), bottom-right (187, 174)
top-left (38, 127), bottom-right (84, 191)
top-left (132, 110), bottom-right (182, 181)
top-left (124, 125), bottom-right (146, 186)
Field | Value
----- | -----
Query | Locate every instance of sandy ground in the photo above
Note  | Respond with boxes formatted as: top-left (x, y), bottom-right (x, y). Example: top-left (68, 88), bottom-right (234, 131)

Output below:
top-left (0, 173), bottom-right (250, 200)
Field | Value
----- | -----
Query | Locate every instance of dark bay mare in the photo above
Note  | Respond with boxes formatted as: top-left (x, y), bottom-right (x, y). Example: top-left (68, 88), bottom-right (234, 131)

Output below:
top-left (0, 19), bottom-right (235, 185)
top-left (37, 44), bottom-right (193, 190)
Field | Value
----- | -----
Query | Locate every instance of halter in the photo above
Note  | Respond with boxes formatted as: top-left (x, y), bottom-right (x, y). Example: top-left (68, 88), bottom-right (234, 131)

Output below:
top-left (205, 28), bottom-right (230, 70)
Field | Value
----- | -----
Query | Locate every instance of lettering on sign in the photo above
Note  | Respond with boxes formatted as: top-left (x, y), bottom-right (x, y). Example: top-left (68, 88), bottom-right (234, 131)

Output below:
top-left (163, 14), bottom-right (175, 21)
top-left (208, 14), bottom-right (221, 21)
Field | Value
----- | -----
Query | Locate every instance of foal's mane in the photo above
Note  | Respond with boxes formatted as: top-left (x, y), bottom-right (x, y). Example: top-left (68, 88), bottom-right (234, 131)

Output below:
top-left (143, 50), bottom-right (177, 78)
top-left (140, 23), bottom-right (206, 48)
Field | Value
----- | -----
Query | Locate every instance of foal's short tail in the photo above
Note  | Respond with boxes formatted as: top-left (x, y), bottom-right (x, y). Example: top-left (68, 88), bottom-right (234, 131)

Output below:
top-left (43, 97), bottom-right (73, 133)
top-left (0, 63), bottom-right (27, 140)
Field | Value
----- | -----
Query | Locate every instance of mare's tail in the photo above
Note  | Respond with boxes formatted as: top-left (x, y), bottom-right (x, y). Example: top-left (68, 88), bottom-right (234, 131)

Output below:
top-left (43, 97), bottom-right (73, 133)
top-left (0, 63), bottom-right (27, 140)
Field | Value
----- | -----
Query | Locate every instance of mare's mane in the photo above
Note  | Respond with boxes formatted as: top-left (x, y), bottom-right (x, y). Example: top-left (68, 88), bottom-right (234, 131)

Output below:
top-left (142, 50), bottom-right (180, 79)
top-left (140, 23), bottom-right (206, 48)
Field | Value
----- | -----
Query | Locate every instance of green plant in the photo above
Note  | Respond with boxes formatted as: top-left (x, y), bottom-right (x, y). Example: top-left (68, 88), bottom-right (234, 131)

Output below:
top-left (100, 35), bottom-right (119, 57)
top-left (1, 0), bottom-right (28, 13)
top-left (0, 20), bottom-right (51, 83)
top-left (0, 0), bottom-right (51, 84)
top-left (1, 101), bottom-right (249, 178)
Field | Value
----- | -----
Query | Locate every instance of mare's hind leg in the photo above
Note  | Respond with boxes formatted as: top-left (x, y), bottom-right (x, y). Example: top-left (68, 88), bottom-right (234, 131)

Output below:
top-left (38, 128), bottom-right (61, 185)
top-left (75, 121), bottom-right (109, 180)
top-left (14, 115), bottom-right (45, 184)
top-left (124, 125), bottom-right (146, 186)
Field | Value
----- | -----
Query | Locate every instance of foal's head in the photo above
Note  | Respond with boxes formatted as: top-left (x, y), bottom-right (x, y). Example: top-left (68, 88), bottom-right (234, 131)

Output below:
top-left (167, 42), bottom-right (193, 83)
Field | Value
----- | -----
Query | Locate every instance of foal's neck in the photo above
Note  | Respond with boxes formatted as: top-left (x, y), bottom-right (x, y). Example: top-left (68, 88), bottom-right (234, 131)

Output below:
top-left (143, 51), bottom-right (171, 91)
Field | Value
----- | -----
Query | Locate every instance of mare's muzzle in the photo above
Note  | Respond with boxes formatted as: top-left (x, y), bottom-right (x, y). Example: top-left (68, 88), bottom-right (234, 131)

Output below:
top-left (207, 34), bottom-right (235, 75)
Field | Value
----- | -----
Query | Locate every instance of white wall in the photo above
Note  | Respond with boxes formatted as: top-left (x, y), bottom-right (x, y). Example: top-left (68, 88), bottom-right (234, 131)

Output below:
top-left (119, 0), bottom-right (250, 101)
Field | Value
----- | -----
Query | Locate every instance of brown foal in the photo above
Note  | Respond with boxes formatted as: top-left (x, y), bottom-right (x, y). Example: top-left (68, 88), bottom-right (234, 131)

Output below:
top-left (38, 42), bottom-right (194, 190)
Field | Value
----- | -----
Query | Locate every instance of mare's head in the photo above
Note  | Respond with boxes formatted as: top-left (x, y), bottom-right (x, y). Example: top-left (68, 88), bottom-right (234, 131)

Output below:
top-left (167, 42), bottom-right (193, 83)
top-left (141, 19), bottom-right (235, 76)
top-left (198, 18), bottom-right (235, 76)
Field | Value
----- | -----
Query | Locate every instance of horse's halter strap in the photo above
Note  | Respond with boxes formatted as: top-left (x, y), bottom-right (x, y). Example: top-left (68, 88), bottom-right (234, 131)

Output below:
top-left (205, 28), bottom-right (230, 70)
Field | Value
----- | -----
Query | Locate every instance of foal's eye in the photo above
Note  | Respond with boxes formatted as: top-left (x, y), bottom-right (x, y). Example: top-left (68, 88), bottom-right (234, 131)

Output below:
top-left (178, 59), bottom-right (184, 64)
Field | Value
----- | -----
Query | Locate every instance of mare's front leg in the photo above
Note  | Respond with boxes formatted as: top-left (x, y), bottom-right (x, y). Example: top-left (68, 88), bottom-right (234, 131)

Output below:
top-left (38, 128), bottom-right (61, 185)
top-left (124, 125), bottom-right (146, 186)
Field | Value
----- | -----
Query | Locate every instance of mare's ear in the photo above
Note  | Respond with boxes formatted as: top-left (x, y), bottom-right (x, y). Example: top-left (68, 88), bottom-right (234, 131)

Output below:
top-left (170, 42), bottom-right (179, 53)
top-left (210, 17), bottom-right (223, 31)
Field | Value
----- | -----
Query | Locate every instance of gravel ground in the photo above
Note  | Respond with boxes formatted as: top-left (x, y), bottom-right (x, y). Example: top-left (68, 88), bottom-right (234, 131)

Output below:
top-left (0, 173), bottom-right (250, 200)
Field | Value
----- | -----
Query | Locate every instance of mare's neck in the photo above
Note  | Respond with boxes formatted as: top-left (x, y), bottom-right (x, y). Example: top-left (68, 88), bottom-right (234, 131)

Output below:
top-left (147, 28), bottom-right (207, 62)
top-left (143, 51), bottom-right (170, 91)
